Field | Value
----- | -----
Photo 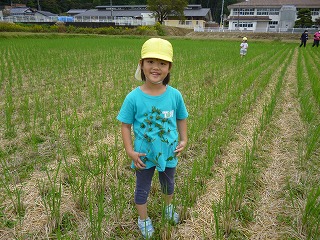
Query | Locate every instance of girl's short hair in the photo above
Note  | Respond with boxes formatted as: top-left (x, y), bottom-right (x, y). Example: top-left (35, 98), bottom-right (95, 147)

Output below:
top-left (140, 60), bottom-right (172, 85)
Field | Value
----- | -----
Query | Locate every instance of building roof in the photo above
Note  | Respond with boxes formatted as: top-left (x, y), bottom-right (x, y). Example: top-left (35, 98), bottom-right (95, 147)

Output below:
top-left (229, 0), bottom-right (320, 8)
top-left (10, 7), bottom-right (34, 15)
top-left (96, 5), bottom-right (147, 10)
top-left (9, 7), bottom-right (56, 17)
top-left (185, 8), bottom-right (211, 17)
top-left (37, 10), bottom-right (57, 17)
top-left (75, 9), bottom-right (151, 18)
top-left (75, 5), bottom-right (211, 19)
top-left (67, 9), bottom-right (88, 14)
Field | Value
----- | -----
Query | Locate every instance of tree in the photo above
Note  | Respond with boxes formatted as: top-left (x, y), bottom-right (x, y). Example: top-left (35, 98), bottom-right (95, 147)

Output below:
top-left (315, 17), bottom-right (320, 27)
top-left (27, 0), bottom-right (37, 9)
top-left (92, 0), bottom-right (101, 7)
top-left (294, 8), bottom-right (313, 28)
top-left (40, 0), bottom-right (60, 13)
top-left (147, 0), bottom-right (188, 24)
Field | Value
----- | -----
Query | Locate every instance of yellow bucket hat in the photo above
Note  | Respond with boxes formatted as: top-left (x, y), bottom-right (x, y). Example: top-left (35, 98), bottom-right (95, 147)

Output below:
top-left (243, 37), bottom-right (248, 41)
top-left (135, 38), bottom-right (173, 80)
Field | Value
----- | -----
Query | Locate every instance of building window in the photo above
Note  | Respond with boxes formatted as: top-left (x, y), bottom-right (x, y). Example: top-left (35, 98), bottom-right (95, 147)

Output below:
top-left (268, 21), bottom-right (278, 28)
top-left (269, 21), bottom-right (278, 25)
top-left (233, 8), bottom-right (254, 16)
top-left (257, 8), bottom-right (269, 15)
top-left (269, 8), bottom-right (279, 15)
top-left (179, 20), bottom-right (192, 25)
top-left (235, 22), bottom-right (253, 28)
top-left (257, 8), bottom-right (279, 15)
top-left (310, 8), bottom-right (319, 16)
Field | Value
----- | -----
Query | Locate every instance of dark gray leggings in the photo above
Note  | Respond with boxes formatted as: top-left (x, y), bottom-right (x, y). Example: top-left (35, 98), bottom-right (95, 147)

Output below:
top-left (134, 167), bottom-right (176, 205)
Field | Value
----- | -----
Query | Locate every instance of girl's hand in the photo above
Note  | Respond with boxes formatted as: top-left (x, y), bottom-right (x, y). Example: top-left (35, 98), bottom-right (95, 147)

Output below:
top-left (129, 151), bottom-right (147, 169)
top-left (174, 140), bottom-right (187, 156)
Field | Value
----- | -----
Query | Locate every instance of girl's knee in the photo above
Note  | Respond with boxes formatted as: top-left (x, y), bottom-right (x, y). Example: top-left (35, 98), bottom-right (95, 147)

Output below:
top-left (134, 189), bottom-right (149, 204)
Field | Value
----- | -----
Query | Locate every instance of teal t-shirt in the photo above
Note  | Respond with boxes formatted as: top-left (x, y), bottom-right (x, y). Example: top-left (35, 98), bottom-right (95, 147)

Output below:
top-left (117, 85), bottom-right (188, 171)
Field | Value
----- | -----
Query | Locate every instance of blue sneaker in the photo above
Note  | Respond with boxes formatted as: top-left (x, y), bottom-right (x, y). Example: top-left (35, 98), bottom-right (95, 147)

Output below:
top-left (165, 204), bottom-right (180, 224)
top-left (138, 217), bottom-right (154, 239)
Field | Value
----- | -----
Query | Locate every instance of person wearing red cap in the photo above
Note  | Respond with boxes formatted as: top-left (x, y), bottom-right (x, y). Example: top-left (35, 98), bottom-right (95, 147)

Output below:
top-left (117, 38), bottom-right (188, 239)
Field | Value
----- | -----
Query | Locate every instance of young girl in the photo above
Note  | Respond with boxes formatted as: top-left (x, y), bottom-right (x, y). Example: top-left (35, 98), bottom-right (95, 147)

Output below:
top-left (240, 37), bottom-right (248, 57)
top-left (117, 38), bottom-right (188, 239)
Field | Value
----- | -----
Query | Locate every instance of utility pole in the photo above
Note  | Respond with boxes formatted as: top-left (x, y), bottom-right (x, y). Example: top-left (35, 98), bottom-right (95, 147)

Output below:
top-left (110, 0), bottom-right (113, 18)
top-left (220, 0), bottom-right (225, 30)
top-left (37, 0), bottom-right (41, 11)
top-left (237, 5), bottom-right (240, 30)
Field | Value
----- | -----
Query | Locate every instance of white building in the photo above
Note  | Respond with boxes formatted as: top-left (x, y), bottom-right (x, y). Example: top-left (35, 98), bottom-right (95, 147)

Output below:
top-left (1, 7), bottom-right (57, 22)
top-left (227, 0), bottom-right (320, 32)
top-left (74, 5), bottom-right (156, 25)
top-left (74, 5), bottom-right (212, 28)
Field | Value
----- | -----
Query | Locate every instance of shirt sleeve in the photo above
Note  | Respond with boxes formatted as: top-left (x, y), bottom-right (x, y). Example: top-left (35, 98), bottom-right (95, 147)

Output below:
top-left (117, 93), bottom-right (135, 124)
top-left (175, 90), bottom-right (188, 120)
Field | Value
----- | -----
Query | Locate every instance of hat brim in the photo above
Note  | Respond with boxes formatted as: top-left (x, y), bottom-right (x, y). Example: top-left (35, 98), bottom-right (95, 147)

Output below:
top-left (135, 63), bottom-right (142, 81)
top-left (141, 53), bottom-right (173, 63)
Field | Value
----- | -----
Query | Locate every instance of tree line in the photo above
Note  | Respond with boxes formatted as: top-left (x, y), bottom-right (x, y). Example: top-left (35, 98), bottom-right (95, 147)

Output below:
top-left (0, 0), bottom-right (240, 23)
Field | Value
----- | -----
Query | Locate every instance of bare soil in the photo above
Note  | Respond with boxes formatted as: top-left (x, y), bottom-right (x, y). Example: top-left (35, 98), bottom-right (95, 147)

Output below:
top-left (164, 26), bottom-right (300, 42)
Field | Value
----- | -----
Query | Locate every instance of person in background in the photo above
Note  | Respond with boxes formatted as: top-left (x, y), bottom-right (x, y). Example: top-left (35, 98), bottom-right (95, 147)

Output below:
top-left (312, 30), bottom-right (320, 47)
top-left (299, 30), bottom-right (309, 47)
top-left (117, 38), bottom-right (188, 239)
top-left (240, 37), bottom-right (248, 57)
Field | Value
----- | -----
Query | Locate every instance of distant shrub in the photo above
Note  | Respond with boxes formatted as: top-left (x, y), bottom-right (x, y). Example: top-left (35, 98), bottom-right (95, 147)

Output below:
top-left (0, 22), bottom-right (165, 36)
top-left (0, 22), bottom-right (28, 32)
top-left (96, 26), bottom-right (124, 35)
top-left (95, 26), bottom-right (118, 35)
top-left (135, 25), bottom-right (157, 36)
top-left (111, 27), bottom-right (122, 35)
top-left (154, 22), bottom-right (166, 36)
top-left (76, 27), bottom-right (94, 34)
top-left (66, 25), bottom-right (76, 33)
top-left (49, 25), bottom-right (59, 32)
top-left (30, 24), bottom-right (45, 33)
top-left (55, 21), bottom-right (67, 33)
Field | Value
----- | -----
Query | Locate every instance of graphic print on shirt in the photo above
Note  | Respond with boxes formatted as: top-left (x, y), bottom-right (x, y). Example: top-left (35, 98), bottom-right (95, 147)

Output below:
top-left (138, 106), bottom-right (177, 171)
top-left (162, 110), bottom-right (174, 118)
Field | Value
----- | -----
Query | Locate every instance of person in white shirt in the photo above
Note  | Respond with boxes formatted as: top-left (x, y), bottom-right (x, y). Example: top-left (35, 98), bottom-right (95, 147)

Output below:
top-left (240, 37), bottom-right (249, 57)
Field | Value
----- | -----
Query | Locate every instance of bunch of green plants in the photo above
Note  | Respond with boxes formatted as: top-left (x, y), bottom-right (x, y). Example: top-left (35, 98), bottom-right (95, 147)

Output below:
top-left (153, 22), bottom-right (166, 36)
top-left (296, 49), bottom-right (320, 239)
top-left (206, 45), bottom-right (294, 238)
top-left (0, 22), bottom-right (28, 32)
top-left (0, 22), bottom-right (160, 36)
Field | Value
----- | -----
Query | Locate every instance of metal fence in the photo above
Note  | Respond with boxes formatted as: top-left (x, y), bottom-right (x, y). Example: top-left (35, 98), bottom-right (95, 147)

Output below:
top-left (73, 17), bottom-right (155, 26)
top-left (1, 16), bottom-right (58, 22)
top-left (194, 26), bottom-right (319, 34)
top-left (0, 15), bottom-right (155, 26)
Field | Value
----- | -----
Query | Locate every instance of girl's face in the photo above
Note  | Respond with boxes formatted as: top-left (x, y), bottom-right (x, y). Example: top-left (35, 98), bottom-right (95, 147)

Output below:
top-left (141, 58), bottom-right (171, 85)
